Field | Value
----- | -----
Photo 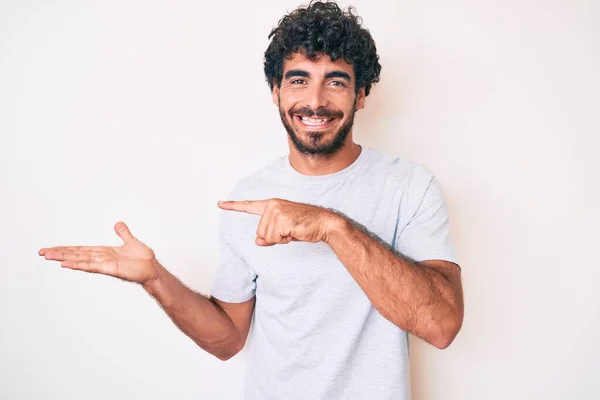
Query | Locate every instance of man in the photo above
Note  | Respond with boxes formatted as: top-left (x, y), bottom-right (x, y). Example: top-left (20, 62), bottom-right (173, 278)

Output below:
top-left (38, 1), bottom-right (463, 399)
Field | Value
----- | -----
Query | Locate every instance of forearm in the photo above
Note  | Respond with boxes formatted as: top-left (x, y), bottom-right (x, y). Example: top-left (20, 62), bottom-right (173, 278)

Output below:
top-left (325, 215), bottom-right (462, 349)
top-left (142, 260), bottom-right (242, 360)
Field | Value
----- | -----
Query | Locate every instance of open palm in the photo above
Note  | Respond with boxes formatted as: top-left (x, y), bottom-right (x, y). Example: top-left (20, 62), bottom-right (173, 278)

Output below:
top-left (38, 222), bottom-right (159, 285)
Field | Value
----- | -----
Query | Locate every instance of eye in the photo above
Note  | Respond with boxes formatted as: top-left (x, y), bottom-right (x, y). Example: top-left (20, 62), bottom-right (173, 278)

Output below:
top-left (330, 80), bottom-right (347, 87)
top-left (290, 79), bottom-right (306, 85)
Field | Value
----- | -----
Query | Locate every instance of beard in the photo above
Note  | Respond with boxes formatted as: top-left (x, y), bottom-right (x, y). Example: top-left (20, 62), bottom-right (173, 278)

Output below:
top-left (278, 95), bottom-right (357, 157)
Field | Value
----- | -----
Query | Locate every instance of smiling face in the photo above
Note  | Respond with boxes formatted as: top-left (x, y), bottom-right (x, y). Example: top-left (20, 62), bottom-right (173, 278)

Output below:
top-left (272, 52), bottom-right (366, 157)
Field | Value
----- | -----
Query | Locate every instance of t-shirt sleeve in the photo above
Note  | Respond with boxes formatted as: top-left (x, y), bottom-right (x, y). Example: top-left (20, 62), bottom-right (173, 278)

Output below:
top-left (210, 201), bottom-right (258, 303)
top-left (394, 165), bottom-right (460, 266)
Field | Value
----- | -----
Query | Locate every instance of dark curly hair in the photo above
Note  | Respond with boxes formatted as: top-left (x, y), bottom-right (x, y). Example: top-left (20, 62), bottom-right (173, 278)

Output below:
top-left (264, 0), bottom-right (381, 96)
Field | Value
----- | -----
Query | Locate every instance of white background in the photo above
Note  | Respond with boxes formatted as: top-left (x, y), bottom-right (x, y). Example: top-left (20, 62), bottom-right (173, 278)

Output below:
top-left (1, 0), bottom-right (599, 399)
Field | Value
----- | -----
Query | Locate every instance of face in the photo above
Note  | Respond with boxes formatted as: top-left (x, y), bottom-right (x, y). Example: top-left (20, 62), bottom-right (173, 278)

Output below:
top-left (272, 52), bottom-right (366, 157)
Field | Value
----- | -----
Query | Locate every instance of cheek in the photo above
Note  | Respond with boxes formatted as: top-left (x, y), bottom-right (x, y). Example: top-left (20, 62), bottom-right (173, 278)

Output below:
top-left (280, 89), bottom-right (307, 107)
top-left (342, 98), bottom-right (358, 114)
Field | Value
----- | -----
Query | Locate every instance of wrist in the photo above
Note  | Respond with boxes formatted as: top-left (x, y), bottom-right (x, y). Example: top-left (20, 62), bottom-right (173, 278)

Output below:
top-left (142, 258), bottom-right (164, 294)
top-left (321, 209), bottom-right (351, 246)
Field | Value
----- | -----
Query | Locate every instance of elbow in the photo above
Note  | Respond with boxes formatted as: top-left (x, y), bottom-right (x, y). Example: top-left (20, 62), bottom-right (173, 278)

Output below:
top-left (214, 339), bottom-right (245, 361)
top-left (431, 332), bottom-right (456, 350)
top-left (199, 333), bottom-right (245, 361)
top-left (431, 320), bottom-right (462, 350)
top-left (429, 313), bottom-right (463, 350)
top-left (215, 352), bottom-right (235, 362)
top-left (215, 348), bottom-right (241, 361)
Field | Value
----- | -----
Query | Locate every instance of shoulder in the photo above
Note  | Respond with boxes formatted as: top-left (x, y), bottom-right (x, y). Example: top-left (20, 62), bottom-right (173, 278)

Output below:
top-left (362, 148), bottom-right (447, 218)
top-left (362, 147), bottom-right (435, 187)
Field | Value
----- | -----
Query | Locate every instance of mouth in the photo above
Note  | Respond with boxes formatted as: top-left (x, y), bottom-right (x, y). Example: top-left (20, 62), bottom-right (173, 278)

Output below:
top-left (295, 115), bottom-right (338, 129)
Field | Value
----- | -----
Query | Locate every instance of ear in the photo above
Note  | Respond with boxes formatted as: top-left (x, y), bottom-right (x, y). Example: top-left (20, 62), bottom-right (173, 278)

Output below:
top-left (272, 80), bottom-right (280, 106)
top-left (355, 87), bottom-right (366, 111)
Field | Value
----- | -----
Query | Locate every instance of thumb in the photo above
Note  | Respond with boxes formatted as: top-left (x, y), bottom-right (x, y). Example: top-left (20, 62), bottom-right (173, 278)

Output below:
top-left (114, 221), bottom-right (136, 243)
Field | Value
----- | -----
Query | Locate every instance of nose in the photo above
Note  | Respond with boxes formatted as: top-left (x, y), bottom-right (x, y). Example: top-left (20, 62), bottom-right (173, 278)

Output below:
top-left (307, 84), bottom-right (328, 111)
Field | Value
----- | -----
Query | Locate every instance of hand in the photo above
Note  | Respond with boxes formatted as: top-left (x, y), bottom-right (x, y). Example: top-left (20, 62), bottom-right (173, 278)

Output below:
top-left (217, 198), bottom-right (341, 246)
top-left (38, 222), bottom-right (159, 286)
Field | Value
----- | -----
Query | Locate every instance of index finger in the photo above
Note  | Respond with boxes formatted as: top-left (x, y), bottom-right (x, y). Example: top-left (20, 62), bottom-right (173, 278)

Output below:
top-left (38, 246), bottom-right (101, 256)
top-left (217, 200), bottom-right (266, 215)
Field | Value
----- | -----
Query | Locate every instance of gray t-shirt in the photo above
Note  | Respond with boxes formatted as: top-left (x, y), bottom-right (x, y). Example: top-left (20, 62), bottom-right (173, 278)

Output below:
top-left (211, 147), bottom-right (459, 400)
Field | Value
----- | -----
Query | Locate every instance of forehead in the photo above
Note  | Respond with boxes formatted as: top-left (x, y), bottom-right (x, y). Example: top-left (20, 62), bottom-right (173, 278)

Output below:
top-left (282, 52), bottom-right (354, 77)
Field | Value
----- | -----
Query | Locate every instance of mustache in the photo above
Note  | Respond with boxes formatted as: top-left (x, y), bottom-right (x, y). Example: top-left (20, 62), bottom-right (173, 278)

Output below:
top-left (289, 106), bottom-right (343, 119)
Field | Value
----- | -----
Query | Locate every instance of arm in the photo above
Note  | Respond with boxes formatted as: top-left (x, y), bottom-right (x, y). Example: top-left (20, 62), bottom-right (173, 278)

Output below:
top-left (324, 216), bottom-right (463, 349)
top-left (38, 221), bottom-right (254, 361)
top-left (217, 173), bottom-right (463, 349)
top-left (143, 260), bottom-right (255, 360)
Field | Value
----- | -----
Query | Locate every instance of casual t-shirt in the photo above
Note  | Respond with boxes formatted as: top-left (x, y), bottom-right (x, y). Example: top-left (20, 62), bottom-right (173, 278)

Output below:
top-left (211, 146), bottom-right (459, 400)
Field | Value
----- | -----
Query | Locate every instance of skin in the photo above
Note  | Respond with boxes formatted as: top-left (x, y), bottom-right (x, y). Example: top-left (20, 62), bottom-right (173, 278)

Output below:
top-left (216, 199), bottom-right (463, 349)
top-left (273, 52), bottom-right (366, 175)
top-left (38, 51), bottom-right (463, 360)
top-left (38, 223), bottom-right (253, 361)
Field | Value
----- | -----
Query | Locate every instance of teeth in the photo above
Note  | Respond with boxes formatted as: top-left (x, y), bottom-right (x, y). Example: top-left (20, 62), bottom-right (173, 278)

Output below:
top-left (300, 117), bottom-right (332, 125)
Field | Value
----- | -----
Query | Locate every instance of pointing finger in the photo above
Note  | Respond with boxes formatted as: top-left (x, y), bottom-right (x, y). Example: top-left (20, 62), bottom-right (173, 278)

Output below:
top-left (218, 200), bottom-right (267, 215)
top-left (39, 246), bottom-right (97, 256)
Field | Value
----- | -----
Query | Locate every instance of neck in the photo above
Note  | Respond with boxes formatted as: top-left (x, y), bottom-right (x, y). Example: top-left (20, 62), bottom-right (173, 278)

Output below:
top-left (287, 137), bottom-right (362, 176)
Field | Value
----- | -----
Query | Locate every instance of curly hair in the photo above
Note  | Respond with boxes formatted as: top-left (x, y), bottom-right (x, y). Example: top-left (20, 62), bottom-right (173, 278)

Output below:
top-left (264, 0), bottom-right (382, 96)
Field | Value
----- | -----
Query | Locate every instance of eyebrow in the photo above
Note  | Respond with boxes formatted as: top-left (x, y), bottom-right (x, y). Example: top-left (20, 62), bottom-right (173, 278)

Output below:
top-left (283, 69), bottom-right (352, 82)
top-left (284, 69), bottom-right (310, 80)
top-left (324, 71), bottom-right (352, 82)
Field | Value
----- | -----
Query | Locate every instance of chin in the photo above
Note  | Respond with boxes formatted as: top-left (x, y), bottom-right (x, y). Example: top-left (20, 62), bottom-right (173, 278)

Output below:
top-left (292, 131), bottom-right (348, 156)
